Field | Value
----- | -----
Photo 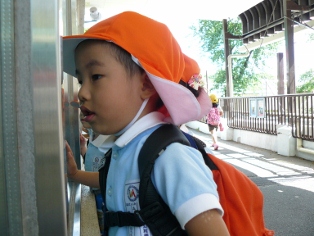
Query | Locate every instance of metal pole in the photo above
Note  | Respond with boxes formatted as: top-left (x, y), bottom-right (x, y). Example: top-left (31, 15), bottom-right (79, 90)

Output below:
top-left (283, 0), bottom-right (296, 94)
top-left (277, 52), bottom-right (285, 94)
top-left (223, 19), bottom-right (230, 97)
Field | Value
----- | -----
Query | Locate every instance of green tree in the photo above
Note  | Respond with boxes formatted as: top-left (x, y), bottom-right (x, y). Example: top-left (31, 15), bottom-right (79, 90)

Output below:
top-left (296, 69), bottom-right (314, 93)
top-left (192, 18), bottom-right (279, 96)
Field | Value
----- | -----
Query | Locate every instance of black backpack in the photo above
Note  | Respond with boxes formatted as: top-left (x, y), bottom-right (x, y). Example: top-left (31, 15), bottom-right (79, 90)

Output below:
top-left (99, 125), bottom-right (192, 235)
top-left (99, 124), bottom-right (273, 236)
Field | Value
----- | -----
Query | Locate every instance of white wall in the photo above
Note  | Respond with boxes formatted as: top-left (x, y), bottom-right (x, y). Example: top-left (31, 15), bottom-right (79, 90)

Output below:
top-left (231, 129), bottom-right (277, 152)
top-left (186, 120), bottom-right (314, 162)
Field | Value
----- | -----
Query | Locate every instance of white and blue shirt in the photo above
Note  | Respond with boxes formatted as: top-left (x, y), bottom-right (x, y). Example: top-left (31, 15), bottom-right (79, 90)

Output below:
top-left (103, 112), bottom-right (223, 236)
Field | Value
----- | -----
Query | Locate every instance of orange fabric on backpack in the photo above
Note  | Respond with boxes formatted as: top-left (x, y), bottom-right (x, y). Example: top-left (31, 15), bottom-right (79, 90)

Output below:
top-left (207, 153), bottom-right (275, 236)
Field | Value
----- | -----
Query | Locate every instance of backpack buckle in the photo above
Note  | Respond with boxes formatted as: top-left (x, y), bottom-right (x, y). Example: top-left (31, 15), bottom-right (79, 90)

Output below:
top-left (136, 202), bottom-right (166, 223)
top-left (105, 211), bottom-right (123, 227)
top-left (105, 211), bottom-right (145, 227)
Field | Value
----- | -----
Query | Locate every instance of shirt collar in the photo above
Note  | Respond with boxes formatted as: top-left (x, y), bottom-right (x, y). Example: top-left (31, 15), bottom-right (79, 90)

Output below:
top-left (91, 135), bottom-right (111, 147)
top-left (115, 111), bottom-right (166, 148)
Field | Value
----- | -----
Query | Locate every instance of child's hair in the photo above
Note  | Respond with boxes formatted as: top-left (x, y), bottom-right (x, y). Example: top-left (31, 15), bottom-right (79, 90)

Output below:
top-left (63, 11), bottom-right (212, 125)
top-left (89, 39), bottom-right (145, 77)
top-left (213, 103), bottom-right (219, 108)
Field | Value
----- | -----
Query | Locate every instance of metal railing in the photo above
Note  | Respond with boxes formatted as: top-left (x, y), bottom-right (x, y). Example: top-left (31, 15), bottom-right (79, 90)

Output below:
top-left (218, 93), bottom-right (314, 141)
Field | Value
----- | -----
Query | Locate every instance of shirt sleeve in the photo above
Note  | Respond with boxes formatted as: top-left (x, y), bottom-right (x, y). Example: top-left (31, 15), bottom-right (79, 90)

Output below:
top-left (151, 143), bottom-right (223, 229)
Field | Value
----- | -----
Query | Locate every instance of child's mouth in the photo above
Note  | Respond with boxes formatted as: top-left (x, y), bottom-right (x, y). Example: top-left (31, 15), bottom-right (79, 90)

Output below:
top-left (80, 106), bottom-right (95, 122)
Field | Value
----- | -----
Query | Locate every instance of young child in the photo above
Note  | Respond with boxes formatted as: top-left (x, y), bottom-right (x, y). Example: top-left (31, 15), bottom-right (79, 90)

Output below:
top-left (207, 94), bottom-right (224, 150)
top-left (79, 110), bottom-right (116, 235)
top-left (64, 11), bottom-right (229, 236)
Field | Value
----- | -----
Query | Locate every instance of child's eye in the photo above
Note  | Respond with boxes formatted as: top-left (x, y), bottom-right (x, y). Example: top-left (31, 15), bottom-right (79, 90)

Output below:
top-left (91, 74), bottom-right (102, 81)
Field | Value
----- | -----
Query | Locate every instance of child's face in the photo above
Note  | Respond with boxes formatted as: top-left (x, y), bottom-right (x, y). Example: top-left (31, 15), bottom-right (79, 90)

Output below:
top-left (75, 40), bottom-right (146, 135)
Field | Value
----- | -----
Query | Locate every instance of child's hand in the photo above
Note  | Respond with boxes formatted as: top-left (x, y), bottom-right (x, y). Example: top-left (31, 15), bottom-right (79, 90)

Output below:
top-left (65, 141), bottom-right (78, 178)
top-left (65, 141), bottom-right (99, 188)
top-left (80, 133), bottom-right (87, 145)
top-left (79, 134), bottom-right (87, 156)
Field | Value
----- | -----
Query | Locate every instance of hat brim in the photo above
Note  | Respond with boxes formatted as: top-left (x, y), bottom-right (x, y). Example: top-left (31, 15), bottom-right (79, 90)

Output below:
top-left (63, 37), bottom-right (101, 77)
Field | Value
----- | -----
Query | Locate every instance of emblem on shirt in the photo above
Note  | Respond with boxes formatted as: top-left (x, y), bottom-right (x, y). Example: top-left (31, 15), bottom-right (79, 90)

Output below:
top-left (93, 156), bottom-right (104, 171)
top-left (125, 181), bottom-right (140, 213)
top-left (127, 184), bottom-right (139, 202)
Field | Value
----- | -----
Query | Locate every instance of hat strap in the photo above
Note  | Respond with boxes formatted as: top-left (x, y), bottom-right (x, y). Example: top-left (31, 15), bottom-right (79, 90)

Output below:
top-left (114, 98), bottom-right (149, 136)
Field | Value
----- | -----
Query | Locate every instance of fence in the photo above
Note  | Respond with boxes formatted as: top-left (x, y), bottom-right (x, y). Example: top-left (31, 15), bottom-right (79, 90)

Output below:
top-left (217, 93), bottom-right (314, 141)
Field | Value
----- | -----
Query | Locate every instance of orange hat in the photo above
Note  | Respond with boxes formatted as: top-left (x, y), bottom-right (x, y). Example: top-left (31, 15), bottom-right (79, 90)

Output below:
top-left (182, 54), bottom-right (200, 83)
top-left (63, 11), bottom-right (208, 125)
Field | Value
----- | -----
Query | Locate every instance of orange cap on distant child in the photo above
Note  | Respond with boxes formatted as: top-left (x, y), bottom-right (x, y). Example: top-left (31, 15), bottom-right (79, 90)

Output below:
top-left (63, 11), bottom-right (209, 125)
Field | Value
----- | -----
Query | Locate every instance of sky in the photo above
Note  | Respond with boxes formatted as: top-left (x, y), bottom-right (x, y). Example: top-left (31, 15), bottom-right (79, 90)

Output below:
top-left (289, 30), bottom-right (314, 78)
top-left (85, 0), bottom-right (263, 22)
top-left (84, 3), bottom-right (314, 94)
top-left (85, 9), bottom-right (217, 75)
top-left (84, 0), bottom-right (264, 76)
top-left (165, 19), bottom-right (217, 75)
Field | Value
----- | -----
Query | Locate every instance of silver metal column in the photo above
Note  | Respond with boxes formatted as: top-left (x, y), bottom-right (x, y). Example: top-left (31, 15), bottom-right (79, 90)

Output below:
top-left (32, 0), bottom-right (67, 233)
top-left (0, 0), bottom-right (67, 235)
top-left (0, 0), bottom-right (23, 235)
top-left (63, 0), bottom-right (85, 235)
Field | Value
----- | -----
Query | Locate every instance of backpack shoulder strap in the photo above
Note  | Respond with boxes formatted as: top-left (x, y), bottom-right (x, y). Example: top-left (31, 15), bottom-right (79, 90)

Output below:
top-left (102, 124), bottom-right (189, 235)
top-left (137, 124), bottom-right (189, 236)
top-left (138, 124), bottom-right (190, 187)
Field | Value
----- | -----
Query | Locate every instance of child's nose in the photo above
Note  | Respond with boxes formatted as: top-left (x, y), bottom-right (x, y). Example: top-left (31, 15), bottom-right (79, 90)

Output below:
top-left (78, 83), bottom-right (90, 104)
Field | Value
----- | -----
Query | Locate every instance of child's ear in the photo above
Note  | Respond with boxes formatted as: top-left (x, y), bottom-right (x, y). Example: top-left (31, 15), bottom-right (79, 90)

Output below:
top-left (141, 75), bottom-right (157, 99)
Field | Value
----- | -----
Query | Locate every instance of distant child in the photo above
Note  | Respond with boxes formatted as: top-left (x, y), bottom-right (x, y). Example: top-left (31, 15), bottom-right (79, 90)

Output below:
top-left (79, 110), bottom-right (115, 235)
top-left (79, 109), bottom-right (92, 158)
top-left (63, 11), bottom-right (229, 236)
top-left (207, 94), bottom-right (223, 150)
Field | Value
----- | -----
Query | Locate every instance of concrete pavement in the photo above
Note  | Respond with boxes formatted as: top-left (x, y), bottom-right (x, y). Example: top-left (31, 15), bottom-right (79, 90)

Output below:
top-left (188, 127), bottom-right (314, 236)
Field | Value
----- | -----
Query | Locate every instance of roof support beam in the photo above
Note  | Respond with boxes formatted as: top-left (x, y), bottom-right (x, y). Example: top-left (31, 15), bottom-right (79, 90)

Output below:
top-left (284, 0), bottom-right (296, 94)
